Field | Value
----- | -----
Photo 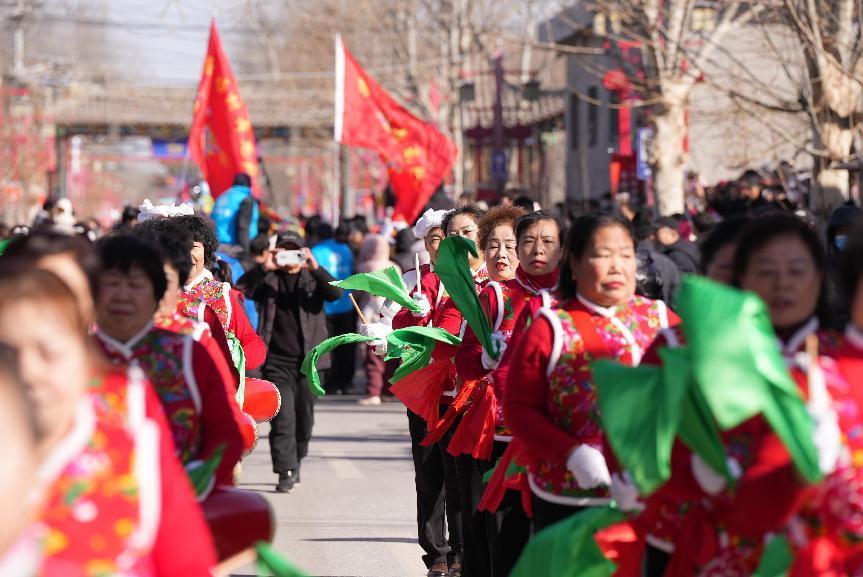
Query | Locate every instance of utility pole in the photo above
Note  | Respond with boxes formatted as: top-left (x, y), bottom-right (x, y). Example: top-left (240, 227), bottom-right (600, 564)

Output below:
top-left (449, 0), bottom-right (470, 196)
top-left (12, 0), bottom-right (26, 77)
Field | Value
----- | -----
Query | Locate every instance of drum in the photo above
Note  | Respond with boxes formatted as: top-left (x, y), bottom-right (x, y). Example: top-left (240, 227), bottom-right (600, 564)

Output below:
top-left (240, 411), bottom-right (258, 456)
top-left (202, 488), bottom-right (275, 561)
top-left (244, 378), bottom-right (281, 423)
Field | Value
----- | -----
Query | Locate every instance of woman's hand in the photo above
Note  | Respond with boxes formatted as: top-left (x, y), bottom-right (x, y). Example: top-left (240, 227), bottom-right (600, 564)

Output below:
top-left (566, 444), bottom-right (611, 489)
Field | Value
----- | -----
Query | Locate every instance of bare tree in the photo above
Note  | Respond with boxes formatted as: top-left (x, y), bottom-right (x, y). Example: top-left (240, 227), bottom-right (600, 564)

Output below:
top-left (675, 1), bottom-right (863, 213)
top-left (772, 0), bottom-right (863, 211)
top-left (580, 1), bottom-right (769, 214)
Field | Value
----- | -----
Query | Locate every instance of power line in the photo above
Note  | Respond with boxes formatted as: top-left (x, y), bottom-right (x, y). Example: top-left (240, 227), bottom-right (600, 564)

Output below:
top-left (3, 11), bottom-right (273, 33)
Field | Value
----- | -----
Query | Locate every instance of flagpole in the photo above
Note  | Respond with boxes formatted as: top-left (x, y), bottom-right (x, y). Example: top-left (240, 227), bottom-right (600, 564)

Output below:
top-left (334, 33), bottom-right (345, 144)
top-left (332, 141), bottom-right (341, 227)
top-left (332, 33), bottom-right (345, 227)
top-left (177, 146), bottom-right (192, 204)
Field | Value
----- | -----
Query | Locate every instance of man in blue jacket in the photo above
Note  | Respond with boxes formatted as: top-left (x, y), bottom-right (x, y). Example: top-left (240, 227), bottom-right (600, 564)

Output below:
top-left (311, 222), bottom-right (356, 393)
top-left (212, 172), bottom-right (259, 252)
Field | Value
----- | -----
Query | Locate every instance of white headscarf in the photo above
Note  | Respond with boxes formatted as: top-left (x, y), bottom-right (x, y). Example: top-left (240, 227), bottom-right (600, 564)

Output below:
top-left (412, 208), bottom-right (449, 239)
top-left (137, 199), bottom-right (195, 222)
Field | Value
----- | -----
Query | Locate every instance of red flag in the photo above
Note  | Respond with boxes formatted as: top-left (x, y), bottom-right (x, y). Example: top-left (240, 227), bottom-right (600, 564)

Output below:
top-left (335, 35), bottom-right (456, 224)
top-left (189, 21), bottom-right (259, 199)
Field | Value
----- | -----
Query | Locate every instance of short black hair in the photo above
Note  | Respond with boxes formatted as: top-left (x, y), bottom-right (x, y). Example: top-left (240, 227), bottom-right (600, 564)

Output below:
top-left (560, 213), bottom-right (635, 300)
top-left (349, 215), bottom-right (369, 234)
top-left (249, 234), bottom-right (270, 256)
top-left (335, 223), bottom-right (352, 243)
top-left (3, 230), bottom-right (101, 301)
top-left (442, 205), bottom-right (484, 237)
top-left (631, 209), bottom-right (656, 241)
top-left (699, 216), bottom-right (748, 273)
top-left (172, 215), bottom-right (218, 265)
top-left (739, 169), bottom-right (762, 188)
top-left (96, 233), bottom-right (167, 301)
top-left (121, 205), bottom-right (139, 224)
top-left (692, 212), bottom-right (717, 235)
top-left (515, 211), bottom-right (563, 246)
top-left (316, 222), bottom-right (334, 241)
top-left (233, 172), bottom-right (252, 188)
top-left (513, 195), bottom-right (535, 213)
top-left (135, 218), bottom-right (195, 284)
top-left (212, 259), bottom-right (233, 284)
top-left (134, 220), bottom-right (193, 286)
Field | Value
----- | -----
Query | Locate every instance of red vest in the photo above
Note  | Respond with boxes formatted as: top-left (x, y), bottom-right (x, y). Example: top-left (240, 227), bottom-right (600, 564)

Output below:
top-left (178, 274), bottom-right (232, 334)
top-left (95, 328), bottom-right (202, 466)
top-left (530, 296), bottom-right (669, 504)
top-left (484, 278), bottom-right (555, 435)
top-left (787, 329), bottom-right (863, 573)
top-left (36, 402), bottom-right (160, 576)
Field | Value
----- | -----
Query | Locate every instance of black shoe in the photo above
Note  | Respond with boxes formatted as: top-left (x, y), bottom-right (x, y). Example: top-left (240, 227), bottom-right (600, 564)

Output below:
top-left (294, 465), bottom-right (301, 486)
top-left (427, 562), bottom-right (448, 577)
top-left (276, 471), bottom-right (295, 493)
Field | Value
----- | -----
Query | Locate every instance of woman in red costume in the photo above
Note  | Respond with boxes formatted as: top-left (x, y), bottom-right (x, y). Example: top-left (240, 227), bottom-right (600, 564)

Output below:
top-left (370, 205), bottom-right (486, 577)
top-left (137, 219), bottom-right (238, 380)
top-left (431, 205), bottom-right (554, 577)
top-left (91, 233), bottom-right (245, 489)
top-left (0, 265), bottom-right (216, 576)
top-left (171, 214), bottom-right (266, 371)
top-left (633, 213), bottom-right (853, 577)
top-left (504, 214), bottom-right (674, 532)
top-left (802, 223), bottom-right (863, 576)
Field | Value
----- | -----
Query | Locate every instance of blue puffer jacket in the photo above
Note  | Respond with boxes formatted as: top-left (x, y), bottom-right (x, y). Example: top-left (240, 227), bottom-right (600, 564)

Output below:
top-left (213, 184), bottom-right (258, 246)
top-left (311, 239), bottom-right (354, 315)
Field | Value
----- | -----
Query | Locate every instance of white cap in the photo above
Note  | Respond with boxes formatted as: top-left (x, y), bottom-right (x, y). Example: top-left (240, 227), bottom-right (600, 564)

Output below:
top-left (412, 208), bottom-right (449, 239)
top-left (137, 199), bottom-right (195, 222)
top-left (54, 198), bottom-right (73, 214)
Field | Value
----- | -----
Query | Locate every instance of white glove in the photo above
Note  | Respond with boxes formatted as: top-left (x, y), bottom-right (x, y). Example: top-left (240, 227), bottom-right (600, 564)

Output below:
top-left (610, 472), bottom-right (644, 513)
top-left (691, 454), bottom-right (742, 496)
top-left (359, 322), bottom-right (390, 356)
top-left (411, 293), bottom-right (431, 318)
top-left (481, 331), bottom-right (508, 371)
top-left (378, 301), bottom-right (399, 323)
top-left (566, 444), bottom-right (611, 489)
top-left (809, 400), bottom-right (843, 475)
top-left (799, 352), bottom-right (844, 475)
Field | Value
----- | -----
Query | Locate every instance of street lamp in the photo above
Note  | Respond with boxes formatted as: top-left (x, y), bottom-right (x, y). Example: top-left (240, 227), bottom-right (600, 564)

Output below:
top-left (522, 79), bottom-right (541, 102)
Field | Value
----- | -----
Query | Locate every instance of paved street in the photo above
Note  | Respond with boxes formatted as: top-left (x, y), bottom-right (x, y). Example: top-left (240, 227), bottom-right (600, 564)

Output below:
top-left (233, 396), bottom-right (428, 577)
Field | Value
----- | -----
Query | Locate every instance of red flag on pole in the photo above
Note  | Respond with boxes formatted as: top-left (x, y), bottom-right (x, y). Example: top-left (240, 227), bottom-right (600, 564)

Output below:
top-left (334, 35), bottom-right (457, 224)
top-left (189, 21), bottom-right (259, 199)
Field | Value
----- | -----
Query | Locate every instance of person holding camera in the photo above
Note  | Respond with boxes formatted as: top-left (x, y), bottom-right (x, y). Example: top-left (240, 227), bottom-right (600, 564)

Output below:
top-left (236, 231), bottom-right (343, 493)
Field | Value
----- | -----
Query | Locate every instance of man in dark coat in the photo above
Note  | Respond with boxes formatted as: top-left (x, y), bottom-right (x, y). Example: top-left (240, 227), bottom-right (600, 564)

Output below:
top-left (633, 214), bottom-right (682, 305)
top-left (236, 231), bottom-right (343, 492)
top-left (654, 216), bottom-right (701, 274)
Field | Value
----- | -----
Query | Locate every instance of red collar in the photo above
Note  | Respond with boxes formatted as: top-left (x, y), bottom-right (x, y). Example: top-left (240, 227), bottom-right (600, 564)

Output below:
top-left (514, 265), bottom-right (559, 295)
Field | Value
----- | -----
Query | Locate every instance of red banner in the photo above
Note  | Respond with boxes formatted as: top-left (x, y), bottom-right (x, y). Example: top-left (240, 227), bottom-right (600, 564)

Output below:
top-left (335, 35), bottom-right (456, 224)
top-left (189, 21), bottom-right (259, 199)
